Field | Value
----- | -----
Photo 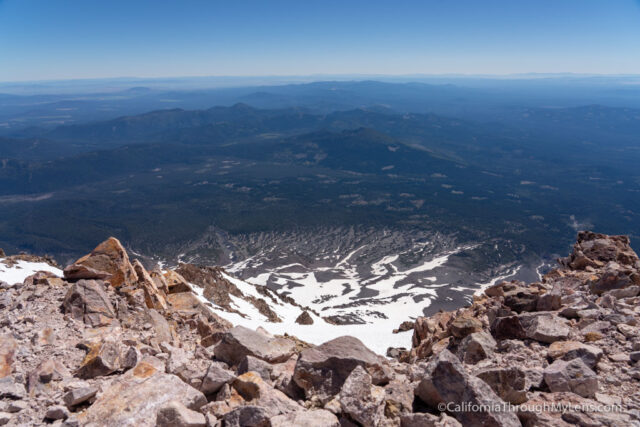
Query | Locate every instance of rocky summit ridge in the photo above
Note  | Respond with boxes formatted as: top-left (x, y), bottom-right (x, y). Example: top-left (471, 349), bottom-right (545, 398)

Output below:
top-left (0, 231), bottom-right (639, 426)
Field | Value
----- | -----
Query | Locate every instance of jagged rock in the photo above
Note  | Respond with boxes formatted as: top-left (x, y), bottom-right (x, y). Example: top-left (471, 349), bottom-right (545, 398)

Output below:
top-left (608, 285), bottom-right (640, 299)
top-left (448, 315), bottom-right (483, 338)
top-left (270, 409), bottom-right (339, 427)
top-left (559, 293), bottom-right (596, 318)
top-left (400, 413), bottom-right (462, 427)
top-left (63, 385), bottom-right (98, 408)
top-left (293, 336), bottom-right (386, 402)
top-left (214, 326), bottom-right (295, 366)
top-left (156, 401), bottom-right (206, 427)
top-left (503, 286), bottom-right (539, 313)
top-left (415, 350), bottom-right (521, 427)
top-left (132, 259), bottom-right (167, 310)
top-left (520, 312), bottom-right (570, 343)
top-left (232, 372), bottom-right (301, 416)
top-left (589, 263), bottom-right (638, 295)
top-left (543, 358), bottom-right (598, 398)
top-left (163, 270), bottom-right (193, 294)
top-left (63, 237), bottom-right (137, 287)
top-left (76, 338), bottom-right (123, 378)
top-left (6, 401), bottom-right (27, 413)
top-left (201, 363), bottom-right (236, 396)
top-left (295, 311), bottom-right (314, 325)
top-left (166, 346), bottom-right (209, 388)
top-left (536, 284), bottom-right (562, 311)
top-left (0, 377), bottom-right (26, 399)
top-left (0, 335), bottom-right (17, 378)
top-left (62, 279), bottom-right (116, 327)
top-left (457, 331), bottom-right (496, 364)
top-left (383, 379), bottom-right (414, 419)
top-left (393, 321), bottom-right (415, 334)
top-left (338, 366), bottom-right (385, 427)
top-left (78, 358), bottom-right (206, 426)
top-left (412, 312), bottom-right (453, 351)
top-left (560, 231), bottom-right (639, 269)
top-left (475, 366), bottom-right (528, 404)
top-left (145, 308), bottom-right (174, 344)
top-left (238, 355), bottom-right (273, 382)
top-left (223, 405), bottom-right (270, 427)
top-left (45, 405), bottom-right (69, 420)
top-left (547, 341), bottom-right (603, 368)
top-left (490, 315), bottom-right (526, 340)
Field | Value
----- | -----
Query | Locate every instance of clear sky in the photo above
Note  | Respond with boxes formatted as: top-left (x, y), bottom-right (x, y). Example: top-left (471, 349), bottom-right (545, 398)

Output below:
top-left (1, 0), bottom-right (640, 81)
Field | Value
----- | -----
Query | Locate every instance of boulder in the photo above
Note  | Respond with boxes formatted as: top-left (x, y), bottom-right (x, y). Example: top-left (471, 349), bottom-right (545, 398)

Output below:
top-left (270, 409), bottom-right (340, 427)
top-left (223, 405), bottom-right (270, 427)
top-left (559, 231), bottom-right (639, 269)
top-left (520, 312), bottom-right (570, 344)
top-left (457, 331), bottom-right (496, 364)
top-left (448, 315), bottom-right (483, 338)
top-left (62, 280), bottom-right (116, 327)
top-left (543, 359), bottom-right (598, 398)
top-left (415, 350), bottom-right (521, 427)
top-left (166, 346), bottom-right (209, 388)
top-left (163, 270), bottom-right (193, 294)
top-left (63, 385), bottom-right (98, 408)
top-left (547, 341), bottom-right (603, 368)
top-left (503, 287), bottom-right (539, 313)
top-left (214, 326), bottom-right (295, 366)
top-left (338, 366), bottom-right (385, 427)
top-left (64, 237), bottom-right (137, 287)
top-left (295, 311), bottom-right (314, 325)
top-left (200, 363), bottom-right (236, 396)
top-left (45, 405), bottom-right (69, 421)
top-left (132, 259), bottom-right (167, 310)
top-left (156, 401), bottom-right (206, 427)
top-left (490, 315), bottom-right (526, 340)
top-left (76, 338), bottom-right (123, 378)
top-left (0, 377), bottom-right (25, 399)
top-left (589, 264), bottom-right (637, 295)
top-left (77, 358), bottom-right (206, 426)
top-left (237, 355), bottom-right (273, 382)
top-left (400, 413), bottom-right (462, 427)
top-left (231, 372), bottom-right (301, 417)
top-left (475, 366), bottom-right (528, 404)
top-left (536, 285), bottom-right (562, 311)
top-left (293, 336), bottom-right (386, 402)
top-left (383, 379), bottom-right (414, 419)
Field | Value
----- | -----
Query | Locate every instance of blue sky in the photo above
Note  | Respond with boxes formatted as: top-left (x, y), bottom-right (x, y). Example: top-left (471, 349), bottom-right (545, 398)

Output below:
top-left (1, 0), bottom-right (639, 81)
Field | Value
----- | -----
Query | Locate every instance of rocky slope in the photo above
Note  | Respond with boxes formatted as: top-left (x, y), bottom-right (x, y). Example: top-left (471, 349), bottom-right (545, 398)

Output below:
top-left (0, 231), bottom-right (639, 426)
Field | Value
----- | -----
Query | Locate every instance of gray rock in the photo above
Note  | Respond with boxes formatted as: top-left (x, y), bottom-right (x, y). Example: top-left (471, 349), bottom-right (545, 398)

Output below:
top-left (223, 406), bottom-right (270, 427)
top-left (62, 279), bottom-right (116, 327)
top-left (547, 341), bottom-right (603, 369)
top-left (214, 326), bottom-right (295, 366)
top-left (200, 363), bottom-right (235, 396)
top-left (536, 285), bottom-right (562, 311)
top-left (520, 312), bottom-right (570, 344)
top-left (237, 355), bottom-right (273, 382)
top-left (457, 331), bottom-right (496, 364)
top-left (490, 315), bottom-right (526, 340)
top-left (475, 367), bottom-right (528, 404)
top-left (415, 350), bottom-right (521, 427)
top-left (0, 412), bottom-right (10, 426)
top-left (293, 336), bottom-right (387, 403)
top-left (543, 358), bottom-right (598, 398)
top-left (6, 401), bottom-right (27, 413)
top-left (384, 379), bottom-right (414, 419)
top-left (45, 405), bottom-right (69, 420)
top-left (338, 366), bottom-right (385, 427)
top-left (156, 401), bottom-right (206, 427)
top-left (608, 286), bottom-right (640, 299)
top-left (400, 413), bottom-right (462, 427)
top-left (63, 386), bottom-right (98, 408)
top-left (0, 377), bottom-right (26, 399)
top-left (232, 372), bottom-right (301, 417)
top-left (270, 409), bottom-right (339, 427)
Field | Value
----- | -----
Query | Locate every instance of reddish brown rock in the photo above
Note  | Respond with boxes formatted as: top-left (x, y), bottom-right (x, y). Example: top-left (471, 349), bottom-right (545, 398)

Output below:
top-left (64, 237), bottom-right (137, 287)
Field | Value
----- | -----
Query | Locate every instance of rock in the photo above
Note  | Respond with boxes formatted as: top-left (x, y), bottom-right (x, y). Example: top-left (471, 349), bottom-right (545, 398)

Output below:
top-left (520, 312), bottom-right (570, 343)
top-left (270, 409), bottom-right (340, 427)
top-left (132, 259), bottom-right (167, 310)
top-left (608, 285), bottom-right (640, 299)
top-left (0, 412), bottom-right (9, 426)
top-left (543, 359), bottom-right (598, 398)
top-left (156, 401), bottom-right (206, 427)
top-left (0, 377), bottom-right (26, 399)
top-left (64, 237), bottom-right (137, 287)
top-left (200, 363), bottom-right (236, 396)
top-left (338, 366), bottom-right (385, 427)
top-left (559, 231), bottom-right (639, 269)
top-left (400, 413), bottom-right (462, 427)
top-left (6, 401), bottom-right (27, 413)
top-left (63, 386), bottom-right (98, 408)
top-left (536, 285), bottom-right (562, 311)
top-left (76, 338), bottom-right (123, 378)
top-left (214, 326), bottom-right (295, 366)
top-left (630, 351), bottom-right (640, 362)
top-left (166, 346), bottom-right (209, 387)
top-left (475, 366), bottom-right (528, 404)
top-left (457, 331), bottom-right (496, 364)
top-left (231, 372), bottom-right (301, 417)
top-left (393, 321), bottom-right (414, 334)
top-left (45, 405), bottom-right (69, 420)
top-left (448, 315), bottom-right (483, 338)
top-left (223, 406), bottom-right (270, 427)
top-left (415, 350), bottom-right (521, 427)
top-left (617, 323), bottom-right (637, 339)
top-left (163, 270), bottom-right (193, 294)
top-left (503, 287), bottom-right (539, 313)
top-left (0, 335), bottom-right (17, 378)
top-left (547, 341), bottom-right (603, 368)
top-left (559, 293), bottom-right (596, 319)
top-left (295, 311), bottom-right (314, 325)
top-left (293, 336), bottom-right (386, 402)
top-left (490, 315), bottom-right (526, 340)
top-left (78, 358), bottom-right (207, 426)
top-left (383, 379), bottom-right (414, 419)
top-left (589, 265), bottom-right (637, 295)
top-left (62, 279), bottom-right (116, 327)
top-left (237, 355), bottom-right (273, 382)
